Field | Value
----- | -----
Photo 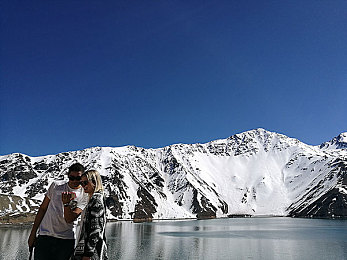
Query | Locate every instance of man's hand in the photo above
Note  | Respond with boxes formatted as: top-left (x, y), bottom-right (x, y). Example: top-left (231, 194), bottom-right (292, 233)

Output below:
top-left (62, 191), bottom-right (82, 223)
top-left (62, 192), bottom-right (76, 204)
top-left (28, 232), bottom-right (36, 248)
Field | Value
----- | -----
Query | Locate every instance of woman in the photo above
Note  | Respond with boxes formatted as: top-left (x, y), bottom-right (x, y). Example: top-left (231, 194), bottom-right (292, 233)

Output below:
top-left (71, 170), bottom-right (108, 260)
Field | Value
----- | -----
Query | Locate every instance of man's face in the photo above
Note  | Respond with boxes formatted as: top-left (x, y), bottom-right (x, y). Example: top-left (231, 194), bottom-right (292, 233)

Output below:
top-left (68, 171), bottom-right (83, 189)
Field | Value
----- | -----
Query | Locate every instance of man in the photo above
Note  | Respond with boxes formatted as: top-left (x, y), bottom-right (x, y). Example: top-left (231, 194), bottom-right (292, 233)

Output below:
top-left (28, 162), bottom-right (89, 260)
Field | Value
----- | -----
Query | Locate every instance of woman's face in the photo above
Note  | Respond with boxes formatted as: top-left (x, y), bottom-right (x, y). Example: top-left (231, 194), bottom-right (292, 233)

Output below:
top-left (80, 175), bottom-right (95, 195)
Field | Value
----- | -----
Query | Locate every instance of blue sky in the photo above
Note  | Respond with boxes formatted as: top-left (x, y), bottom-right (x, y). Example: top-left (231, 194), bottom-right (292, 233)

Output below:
top-left (1, 0), bottom-right (346, 156)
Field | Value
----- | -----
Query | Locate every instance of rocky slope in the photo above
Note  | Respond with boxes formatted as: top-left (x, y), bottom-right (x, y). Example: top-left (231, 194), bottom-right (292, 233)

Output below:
top-left (0, 129), bottom-right (346, 222)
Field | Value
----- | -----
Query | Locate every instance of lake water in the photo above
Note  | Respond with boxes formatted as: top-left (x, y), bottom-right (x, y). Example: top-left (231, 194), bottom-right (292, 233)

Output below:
top-left (0, 217), bottom-right (346, 260)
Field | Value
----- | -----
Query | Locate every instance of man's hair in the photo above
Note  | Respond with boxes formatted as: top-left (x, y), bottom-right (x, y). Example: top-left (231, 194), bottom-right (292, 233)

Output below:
top-left (68, 163), bottom-right (85, 174)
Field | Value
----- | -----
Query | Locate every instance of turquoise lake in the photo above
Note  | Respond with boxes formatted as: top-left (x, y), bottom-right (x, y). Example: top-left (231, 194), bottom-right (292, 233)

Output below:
top-left (1, 217), bottom-right (346, 260)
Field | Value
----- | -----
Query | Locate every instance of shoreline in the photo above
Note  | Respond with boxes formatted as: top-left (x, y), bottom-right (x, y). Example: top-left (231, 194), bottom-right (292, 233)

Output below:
top-left (1, 214), bottom-right (346, 228)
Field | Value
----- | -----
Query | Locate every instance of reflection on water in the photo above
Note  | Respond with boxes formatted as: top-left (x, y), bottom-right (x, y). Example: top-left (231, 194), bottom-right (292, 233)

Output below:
top-left (106, 218), bottom-right (347, 260)
top-left (1, 218), bottom-right (346, 260)
top-left (0, 227), bottom-right (31, 260)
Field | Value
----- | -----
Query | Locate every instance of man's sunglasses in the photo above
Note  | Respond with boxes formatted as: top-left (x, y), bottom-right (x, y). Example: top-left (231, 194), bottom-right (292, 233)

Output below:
top-left (68, 175), bottom-right (81, 181)
top-left (80, 180), bottom-right (89, 187)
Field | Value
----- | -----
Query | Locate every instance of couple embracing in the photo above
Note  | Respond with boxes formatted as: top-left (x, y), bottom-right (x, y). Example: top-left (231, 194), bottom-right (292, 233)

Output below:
top-left (28, 163), bottom-right (108, 260)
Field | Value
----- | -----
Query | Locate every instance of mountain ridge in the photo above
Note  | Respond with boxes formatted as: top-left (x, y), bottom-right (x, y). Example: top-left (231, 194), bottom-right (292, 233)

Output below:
top-left (0, 129), bottom-right (346, 222)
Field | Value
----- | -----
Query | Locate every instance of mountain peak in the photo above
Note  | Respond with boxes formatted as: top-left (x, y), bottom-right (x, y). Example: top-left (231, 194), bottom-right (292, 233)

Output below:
top-left (320, 132), bottom-right (347, 150)
top-left (228, 128), bottom-right (272, 139)
top-left (338, 132), bottom-right (347, 142)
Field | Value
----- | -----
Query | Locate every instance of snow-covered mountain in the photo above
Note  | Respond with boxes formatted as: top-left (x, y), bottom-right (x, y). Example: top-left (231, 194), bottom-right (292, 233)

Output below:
top-left (0, 129), bottom-right (346, 222)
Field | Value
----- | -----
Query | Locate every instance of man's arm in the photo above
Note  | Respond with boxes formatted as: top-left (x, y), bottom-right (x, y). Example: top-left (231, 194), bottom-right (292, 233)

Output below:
top-left (63, 205), bottom-right (83, 223)
top-left (62, 192), bottom-right (83, 223)
top-left (28, 196), bottom-right (50, 248)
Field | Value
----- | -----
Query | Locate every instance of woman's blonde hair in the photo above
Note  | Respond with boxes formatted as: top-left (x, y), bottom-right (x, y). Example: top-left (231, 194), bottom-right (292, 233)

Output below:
top-left (84, 170), bottom-right (104, 193)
